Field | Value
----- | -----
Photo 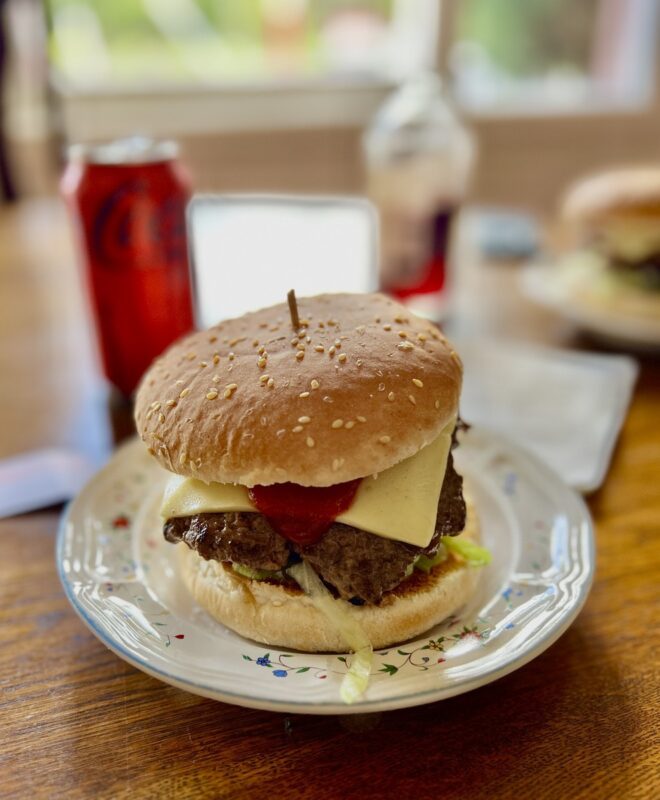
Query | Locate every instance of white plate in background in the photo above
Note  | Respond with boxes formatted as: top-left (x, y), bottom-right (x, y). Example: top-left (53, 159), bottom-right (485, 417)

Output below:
top-left (521, 258), bottom-right (660, 350)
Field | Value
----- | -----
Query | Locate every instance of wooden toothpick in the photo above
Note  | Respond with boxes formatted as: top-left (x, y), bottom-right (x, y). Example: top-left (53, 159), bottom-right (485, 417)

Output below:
top-left (287, 289), bottom-right (300, 330)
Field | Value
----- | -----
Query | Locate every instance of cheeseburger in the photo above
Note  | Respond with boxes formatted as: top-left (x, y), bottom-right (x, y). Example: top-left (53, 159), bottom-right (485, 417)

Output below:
top-left (135, 293), bottom-right (486, 657)
top-left (560, 166), bottom-right (660, 321)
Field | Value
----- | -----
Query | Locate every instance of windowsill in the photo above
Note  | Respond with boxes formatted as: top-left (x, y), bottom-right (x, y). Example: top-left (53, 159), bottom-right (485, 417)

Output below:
top-left (52, 73), bottom-right (396, 140)
top-left (52, 72), bottom-right (658, 142)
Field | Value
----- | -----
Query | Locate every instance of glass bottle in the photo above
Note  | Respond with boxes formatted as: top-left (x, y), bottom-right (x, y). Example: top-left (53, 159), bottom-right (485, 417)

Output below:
top-left (364, 73), bottom-right (475, 319)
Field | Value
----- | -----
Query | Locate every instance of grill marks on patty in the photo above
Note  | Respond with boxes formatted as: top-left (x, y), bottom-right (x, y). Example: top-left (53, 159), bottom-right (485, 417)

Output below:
top-left (164, 451), bottom-right (467, 604)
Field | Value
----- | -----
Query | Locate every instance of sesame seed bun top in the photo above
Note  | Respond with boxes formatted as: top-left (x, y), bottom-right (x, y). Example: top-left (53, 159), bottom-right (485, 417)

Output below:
top-left (134, 293), bottom-right (462, 487)
top-left (561, 165), bottom-right (660, 225)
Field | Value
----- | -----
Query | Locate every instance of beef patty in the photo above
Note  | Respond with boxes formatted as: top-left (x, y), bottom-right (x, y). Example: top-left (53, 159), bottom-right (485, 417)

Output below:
top-left (164, 451), bottom-right (466, 604)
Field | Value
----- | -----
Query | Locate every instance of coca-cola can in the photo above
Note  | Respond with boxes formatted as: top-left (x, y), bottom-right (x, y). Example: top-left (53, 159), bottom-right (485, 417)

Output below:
top-left (61, 136), bottom-right (195, 396)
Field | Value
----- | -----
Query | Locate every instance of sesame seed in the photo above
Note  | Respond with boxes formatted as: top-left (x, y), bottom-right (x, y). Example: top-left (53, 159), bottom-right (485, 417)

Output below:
top-left (297, 343), bottom-right (305, 351)
top-left (257, 357), bottom-right (267, 369)
top-left (299, 391), bottom-right (310, 398)
top-left (345, 421), bottom-right (355, 429)
top-left (276, 429), bottom-right (286, 438)
top-left (175, 379), bottom-right (185, 385)
top-left (435, 400), bottom-right (440, 409)
top-left (356, 325), bottom-right (366, 334)
top-left (412, 378), bottom-right (424, 388)
top-left (295, 351), bottom-right (305, 361)
top-left (158, 413), bottom-right (165, 423)
top-left (306, 336), bottom-right (311, 344)
top-left (298, 416), bottom-right (311, 424)
top-left (357, 415), bottom-right (366, 423)
top-left (394, 314), bottom-right (406, 323)
top-left (334, 339), bottom-right (341, 348)
top-left (375, 317), bottom-right (381, 323)
top-left (306, 437), bottom-right (315, 448)
top-left (328, 346), bottom-right (336, 357)
top-left (378, 383), bottom-right (385, 391)
top-left (417, 333), bottom-right (428, 342)
top-left (227, 383), bottom-right (238, 390)
top-left (186, 352), bottom-right (196, 360)
top-left (166, 399), bottom-right (177, 407)
top-left (408, 395), bottom-right (417, 405)
top-left (398, 331), bottom-right (407, 339)
top-left (398, 342), bottom-right (414, 351)
top-left (267, 378), bottom-right (275, 388)
top-left (146, 410), bottom-right (153, 420)
top-left (338, 353), bottom-right (347, 363)
top-left (199, 361), bottom-right (208, 368)
top-left (212, 375), bottom-right (220, 383)
top-left (258, 345), bottom-right (266, 355)
top-left (310, 379), bottom-right (320, 389)
top-left (356, 358), bottom-right (363, 367)
top-left (314, 345), bottom-right (325, 353)
top-left (318, 321), bottom-right (325, 328)
top-left (388, 392), bottom-right (395, 401)
top-left (300, 318), bottom-right (310, 327)
top-left (327, 319), bottom-right (337, 326)
top-left (179, 388), bottom-right (191, 398)
top-left (208, 335), bottom-right (217, 343)
top-left (332, 419), bottom-right (344, 429)
top-left (252, 339), bottom-right (259, 347)
top-left (323, 395), bottom-right (333, 403)
top-left (213, 355), bottom-right (220, 365)
top-left (228, 352), bottom-right (235, 360)
top-left (151, 401), bottom-right (161, 410)
top-left (178, 452), bottom-right (186, 465)
top-left (223, 388), bottom-right (233, 399)
top-left (332, 458), bottom-right (341, 471)
top-left (379, 435), bottom-right (391, 444)
top-left (259, 374), bottom-right (269, 384)
top-left (383, 324), bottom-right (392, 331)
top-left (292, 425), bottom-right (303, 433)
top-left (206, 390), bottom-right (219, 400)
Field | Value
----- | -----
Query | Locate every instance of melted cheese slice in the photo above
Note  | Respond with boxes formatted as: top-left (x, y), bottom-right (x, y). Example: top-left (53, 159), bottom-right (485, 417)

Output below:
top-left (602, 219), bottom-right (660, 261)
top-left (160, 421), bottom-right (454, 548)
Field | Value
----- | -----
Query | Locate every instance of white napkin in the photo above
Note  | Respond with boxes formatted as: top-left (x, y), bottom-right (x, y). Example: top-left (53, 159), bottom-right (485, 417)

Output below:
top-left (455, 337), bottom-right (638, 492)
top-left (0, 449), bottom-right (98, 519)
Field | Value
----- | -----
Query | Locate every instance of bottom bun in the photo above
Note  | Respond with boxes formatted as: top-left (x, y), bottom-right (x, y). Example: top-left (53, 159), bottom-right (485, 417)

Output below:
top-left (178, 492), bottom-right (482, 652)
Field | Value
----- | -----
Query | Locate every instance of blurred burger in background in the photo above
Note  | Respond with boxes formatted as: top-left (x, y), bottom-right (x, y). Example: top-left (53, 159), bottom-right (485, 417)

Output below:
top-left (561, 166), bottom-right (660, 321)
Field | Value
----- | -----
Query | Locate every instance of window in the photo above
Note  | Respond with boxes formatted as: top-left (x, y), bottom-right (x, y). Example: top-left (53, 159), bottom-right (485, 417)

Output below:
top-left (45, 0), bottom-right (438, 88)
top-left (449, 0), bottom-right (658, 113)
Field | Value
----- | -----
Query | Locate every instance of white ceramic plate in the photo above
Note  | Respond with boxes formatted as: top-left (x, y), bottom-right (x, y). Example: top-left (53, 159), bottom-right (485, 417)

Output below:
top-left (522, 258), bottom-right (660, 350)
top-left (57, 430), bottom-right (594, 715)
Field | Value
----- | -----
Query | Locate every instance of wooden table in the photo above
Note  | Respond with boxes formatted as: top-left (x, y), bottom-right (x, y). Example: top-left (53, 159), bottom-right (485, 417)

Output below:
top-left (1, 201), bottom-right (658, 799)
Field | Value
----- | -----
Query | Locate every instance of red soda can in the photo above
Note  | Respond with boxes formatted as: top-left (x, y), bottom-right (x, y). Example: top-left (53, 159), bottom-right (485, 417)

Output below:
top-left (61, 137), bottom-right (195, 396)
